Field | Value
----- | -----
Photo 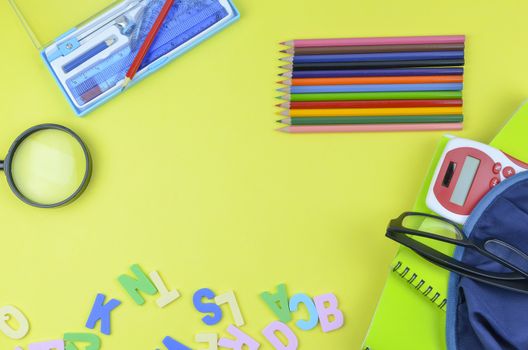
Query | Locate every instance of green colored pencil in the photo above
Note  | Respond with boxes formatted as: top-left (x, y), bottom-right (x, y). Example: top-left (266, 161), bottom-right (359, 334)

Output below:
top-left (279, 115), bottom-right (464, 125)
top-left (281, 91), bottom-right (462, 102)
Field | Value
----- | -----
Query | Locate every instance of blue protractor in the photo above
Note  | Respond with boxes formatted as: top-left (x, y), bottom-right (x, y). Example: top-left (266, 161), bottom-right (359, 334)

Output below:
top-left (66, 0), bottom-right (229, 106)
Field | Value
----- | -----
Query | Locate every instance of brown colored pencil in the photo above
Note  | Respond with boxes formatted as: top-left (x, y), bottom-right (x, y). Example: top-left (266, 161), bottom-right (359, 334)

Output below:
top-left (281, 43), bottom-right (465, 55)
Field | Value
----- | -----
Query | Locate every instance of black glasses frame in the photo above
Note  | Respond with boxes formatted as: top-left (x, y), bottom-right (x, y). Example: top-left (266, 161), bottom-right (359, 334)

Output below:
top-left (386, 212), bottom-right (528, 294)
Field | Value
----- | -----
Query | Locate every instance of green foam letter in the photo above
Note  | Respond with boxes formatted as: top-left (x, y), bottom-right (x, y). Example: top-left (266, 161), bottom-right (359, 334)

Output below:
top-left (260, 284), bottom-right (292, 323)
top-left (64, 333), bottom-right (101, 350)
top-left (117, 264), bottom-right (158, 305)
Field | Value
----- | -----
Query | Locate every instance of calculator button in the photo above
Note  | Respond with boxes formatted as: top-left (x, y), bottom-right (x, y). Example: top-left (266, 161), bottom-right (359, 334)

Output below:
top-left (503, 167), bottom-right (515, 178)
top-left (490, 177), bottom-right (500, 188)
top-left (493, 163), bottom-right (502, 174)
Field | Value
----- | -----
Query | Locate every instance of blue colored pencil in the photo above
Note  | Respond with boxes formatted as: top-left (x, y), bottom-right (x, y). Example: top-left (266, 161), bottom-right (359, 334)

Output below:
top-left (281, 67), bottom-right (464, 79)
top-left (284, 51), bottom-right (464, 64)
top-left (279, 83), bottom-right (463, 94)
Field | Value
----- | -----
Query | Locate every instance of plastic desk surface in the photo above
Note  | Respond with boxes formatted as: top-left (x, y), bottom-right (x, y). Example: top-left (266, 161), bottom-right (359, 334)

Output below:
top-left (0, 0), bottom-right (527, 348)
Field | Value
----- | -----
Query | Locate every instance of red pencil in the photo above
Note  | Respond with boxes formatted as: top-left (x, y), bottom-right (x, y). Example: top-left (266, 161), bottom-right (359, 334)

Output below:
top-left (123, 0), bottom-right (174, 88)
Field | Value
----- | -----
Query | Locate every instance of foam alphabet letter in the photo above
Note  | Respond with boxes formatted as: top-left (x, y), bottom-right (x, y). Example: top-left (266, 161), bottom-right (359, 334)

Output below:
top-left (215, 291), bottom-right (245, 327)
top-left (288, 294), bottom-right (319, 331)
top-left (117, 264), bottom-right (158, 305)
top-left (85, 294), bottom-right (122, 335)
top-left (195, 333), bottom-right (218, 350)
top-left (262, 321), bottom-right (299, 350)
top-left (0, 305), bottom-right (30, 339)
top-left (148, 271), bottom-right (181, 308)
top-left (193, 288), bottom-right (223, 326)
top-left (28, 340), bottom-right (64, 350)
top-left (162, 336), bottom-right (191, 349)
top-left (260, 284), bottom-right (292, 323)
top-left (218, 325), bottom-right (260, 350)
top-left (313, 293), bottom-right (344, 333)
top-left (64, 333), bottom-right (101, 350)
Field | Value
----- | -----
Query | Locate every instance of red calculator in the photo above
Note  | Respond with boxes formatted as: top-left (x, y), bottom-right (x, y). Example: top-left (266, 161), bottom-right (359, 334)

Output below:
top-left (426, 137), bottom-right (528, 224)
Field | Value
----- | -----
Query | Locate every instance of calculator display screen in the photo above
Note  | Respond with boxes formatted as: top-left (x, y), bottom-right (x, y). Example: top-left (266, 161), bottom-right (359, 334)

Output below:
top-left (450, 156), bottom-right (481, 206)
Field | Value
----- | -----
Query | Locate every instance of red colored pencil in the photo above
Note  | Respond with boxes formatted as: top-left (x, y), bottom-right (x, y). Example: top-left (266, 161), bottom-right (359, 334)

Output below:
top-left (123, 0), bottom-right (174, 87)
top-left (277, 99), bottom-right (463, 110)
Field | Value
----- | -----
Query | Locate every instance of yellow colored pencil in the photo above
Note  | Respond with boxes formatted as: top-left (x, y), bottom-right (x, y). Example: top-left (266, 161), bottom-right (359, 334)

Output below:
top-left (280, 106), bottom-right (462, 117)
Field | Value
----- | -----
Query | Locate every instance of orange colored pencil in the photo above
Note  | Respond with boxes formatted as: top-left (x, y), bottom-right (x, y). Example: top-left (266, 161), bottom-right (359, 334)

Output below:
top-left (282, 75), bottom-right (463, 86)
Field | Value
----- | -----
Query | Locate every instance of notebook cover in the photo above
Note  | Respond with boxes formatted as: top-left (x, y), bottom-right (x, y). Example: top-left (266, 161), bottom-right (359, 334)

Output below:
top-left (362, 101), bottom-right (528, 350)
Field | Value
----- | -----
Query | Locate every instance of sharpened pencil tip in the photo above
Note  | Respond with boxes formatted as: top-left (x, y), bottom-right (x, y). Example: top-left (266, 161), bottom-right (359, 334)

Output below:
top-left (277, 126), bottom-right (290, 133)
top-left (277, 87), bottom-right (287, 93)
top-left (121, 77), bottom-right (131, 89)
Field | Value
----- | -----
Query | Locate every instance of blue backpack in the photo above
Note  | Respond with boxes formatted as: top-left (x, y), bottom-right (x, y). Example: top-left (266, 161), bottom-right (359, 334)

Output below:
top-left (447, 171), bottom-right (528, 350)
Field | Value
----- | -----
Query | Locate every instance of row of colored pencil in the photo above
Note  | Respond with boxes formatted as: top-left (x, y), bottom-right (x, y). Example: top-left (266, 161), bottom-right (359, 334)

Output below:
top-left (276, 35), bottom-right (466, 133)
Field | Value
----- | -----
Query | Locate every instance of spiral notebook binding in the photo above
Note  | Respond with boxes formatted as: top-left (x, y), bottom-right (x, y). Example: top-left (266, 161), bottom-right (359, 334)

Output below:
top-left (392, 261), bottom-right (447, 310)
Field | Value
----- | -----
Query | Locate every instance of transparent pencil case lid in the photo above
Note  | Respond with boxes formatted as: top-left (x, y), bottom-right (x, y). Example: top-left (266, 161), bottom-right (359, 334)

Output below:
top-left (9, 0), bottom-right (125, 50)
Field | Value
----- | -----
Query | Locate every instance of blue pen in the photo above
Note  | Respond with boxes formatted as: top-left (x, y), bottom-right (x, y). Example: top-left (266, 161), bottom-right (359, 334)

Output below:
top-left (284, 51), bottom-right (465, 64)
top-left (63, 37), bottom-right (117, 73)
top-left (279, 83), bottom-right (464, 94)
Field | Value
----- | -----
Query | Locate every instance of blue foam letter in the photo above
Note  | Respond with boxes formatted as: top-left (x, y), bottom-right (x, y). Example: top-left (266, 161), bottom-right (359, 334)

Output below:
top-left (289, 293), bottom-right (319, 331)
top-left (193, 288), bottom-right (223, 325)
top-left (162, 336), bottom-right (191, 349)
top-left (85, 294), bottom-right (121, 335)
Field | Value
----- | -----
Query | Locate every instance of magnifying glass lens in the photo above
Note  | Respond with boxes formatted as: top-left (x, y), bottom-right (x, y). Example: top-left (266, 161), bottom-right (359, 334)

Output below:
top-left (10, 129), bottom-right (88, 205)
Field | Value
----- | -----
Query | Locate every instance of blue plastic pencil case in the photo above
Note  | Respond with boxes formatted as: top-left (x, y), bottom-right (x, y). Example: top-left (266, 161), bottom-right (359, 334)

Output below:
top-left (10, 0), bottom-right (240, 116)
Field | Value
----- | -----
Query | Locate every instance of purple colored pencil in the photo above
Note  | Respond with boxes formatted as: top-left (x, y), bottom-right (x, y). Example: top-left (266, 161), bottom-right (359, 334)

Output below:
top-left (282, 67), bottom-right (464, 79)
top-left (287, 51), bottom-right (464, 64)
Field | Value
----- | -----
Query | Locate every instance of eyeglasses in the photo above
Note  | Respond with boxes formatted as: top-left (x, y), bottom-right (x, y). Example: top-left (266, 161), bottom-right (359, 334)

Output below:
top-left (0, 124), bottom-right (92, 208)
top-left (386, 212), bottom-right (528, 294)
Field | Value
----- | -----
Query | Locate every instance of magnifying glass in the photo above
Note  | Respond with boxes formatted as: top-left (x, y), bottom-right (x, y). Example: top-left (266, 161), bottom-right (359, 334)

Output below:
top-left (0, 124), bottom-right (92, 208)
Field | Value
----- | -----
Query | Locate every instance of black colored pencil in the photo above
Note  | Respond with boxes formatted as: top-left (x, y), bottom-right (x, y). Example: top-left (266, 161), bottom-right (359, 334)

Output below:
top-left (281, 59), bottom-right (465, 71)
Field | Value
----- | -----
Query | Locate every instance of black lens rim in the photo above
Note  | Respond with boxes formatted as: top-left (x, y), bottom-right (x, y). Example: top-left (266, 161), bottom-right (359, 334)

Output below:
top-left (3, 124), bottom-right (92, 208)
top-left (387, 212), bottom-right (528, 281)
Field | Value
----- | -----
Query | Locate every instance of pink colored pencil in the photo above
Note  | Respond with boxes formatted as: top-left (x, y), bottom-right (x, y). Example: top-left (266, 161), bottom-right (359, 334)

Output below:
top-left (282, 35), bottom-right (465, 48)
top-left (278, 123), bottom-right (463, 133)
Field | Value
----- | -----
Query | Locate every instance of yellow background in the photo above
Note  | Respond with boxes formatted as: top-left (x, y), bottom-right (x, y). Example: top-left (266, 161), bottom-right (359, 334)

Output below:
top-left (0, 0), bottom-right (527, 349)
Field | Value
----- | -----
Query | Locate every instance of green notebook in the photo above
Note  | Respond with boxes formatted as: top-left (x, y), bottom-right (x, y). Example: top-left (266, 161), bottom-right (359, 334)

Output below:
top-left (362, 100), bottom-right (528, 350)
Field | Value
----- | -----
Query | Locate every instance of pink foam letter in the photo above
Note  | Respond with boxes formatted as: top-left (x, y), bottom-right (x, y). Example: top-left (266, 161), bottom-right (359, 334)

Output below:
top-left (313, 293), bottom-right (344, 333)
top-left (262, 321), bottom-right (298, 350)
top-left (28, 340), bottom-right (64, 350)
